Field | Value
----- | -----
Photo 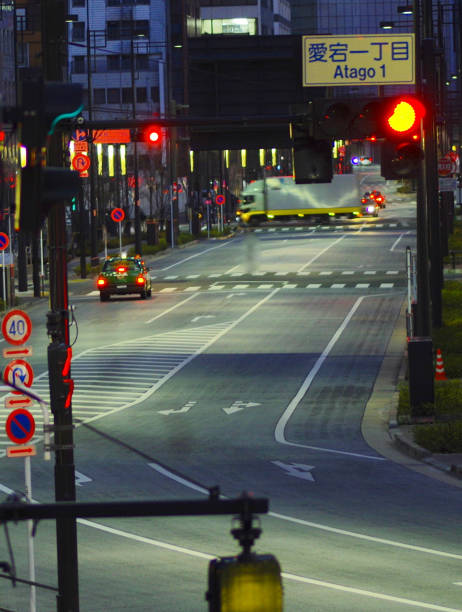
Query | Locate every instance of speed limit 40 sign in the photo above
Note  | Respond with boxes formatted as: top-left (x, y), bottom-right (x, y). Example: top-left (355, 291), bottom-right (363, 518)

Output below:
top-left (1, 310), bottom-right (32, 345)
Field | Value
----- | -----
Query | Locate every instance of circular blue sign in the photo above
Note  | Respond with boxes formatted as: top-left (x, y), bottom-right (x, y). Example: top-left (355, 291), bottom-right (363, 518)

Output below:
top-left (6, 408), bottom-right (35, 444)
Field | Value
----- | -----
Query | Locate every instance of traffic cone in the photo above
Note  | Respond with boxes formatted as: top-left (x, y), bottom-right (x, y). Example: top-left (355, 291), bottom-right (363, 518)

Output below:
top-left (435, 349), bottom-right (447, 381)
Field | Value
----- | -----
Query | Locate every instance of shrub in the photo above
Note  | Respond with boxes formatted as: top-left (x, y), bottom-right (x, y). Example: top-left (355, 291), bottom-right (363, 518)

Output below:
top-left (414, 422), bottom-right (462, 453)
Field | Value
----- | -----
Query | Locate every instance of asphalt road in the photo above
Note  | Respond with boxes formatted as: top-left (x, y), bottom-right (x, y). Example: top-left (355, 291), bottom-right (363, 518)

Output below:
top-left (2, 189), bottom-right (462, 612)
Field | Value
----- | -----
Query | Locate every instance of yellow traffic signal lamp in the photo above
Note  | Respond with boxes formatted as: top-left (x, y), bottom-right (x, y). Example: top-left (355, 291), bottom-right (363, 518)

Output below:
top-left (207, 554), bottom-right (283, 612)
top-left (382, 95), bottom-right (426, 139)
top-left (380, 95), bottom-right (426, 179)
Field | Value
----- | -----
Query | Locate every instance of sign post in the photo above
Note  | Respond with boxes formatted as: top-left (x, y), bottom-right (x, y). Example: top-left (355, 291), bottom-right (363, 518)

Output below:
top-left (111, 208), bottom-right (125, 255)
top-left (2, 310), bottom-right (37, 612)
top-left (0, 231), bottom-right (10, 309)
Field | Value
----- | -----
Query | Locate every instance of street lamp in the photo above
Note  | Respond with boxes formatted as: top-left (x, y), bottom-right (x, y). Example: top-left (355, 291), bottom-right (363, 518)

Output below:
top-left (398, 5), bottom-right (414, 14)
top-left (379, 21), bottom-right (395, 29)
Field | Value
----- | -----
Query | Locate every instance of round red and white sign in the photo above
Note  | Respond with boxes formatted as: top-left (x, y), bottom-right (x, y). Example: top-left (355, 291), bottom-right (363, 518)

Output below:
top-left (72, 153), bottom-right (91, 172)
top-left (3, 359), bottom-right (34, 394)
top-left (1, 309), bottom-right (32, 345)
top-left (438, 157), bottom-right (453, 177)
top-left (5, 408), bottom-right (35, 444)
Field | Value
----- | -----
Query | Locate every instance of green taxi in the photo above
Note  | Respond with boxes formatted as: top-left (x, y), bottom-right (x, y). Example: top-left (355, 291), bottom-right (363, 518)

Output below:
top-left (96, 256), bottom-right (152, 301)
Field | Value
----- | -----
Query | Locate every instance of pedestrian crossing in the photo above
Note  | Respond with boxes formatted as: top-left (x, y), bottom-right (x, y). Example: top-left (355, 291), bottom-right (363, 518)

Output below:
top-left (252, 221), bottom-right (413, 233)
top-left (0, 322), bottom-right (233, 458)
top-left (84, 269), bottom-right (404, 296)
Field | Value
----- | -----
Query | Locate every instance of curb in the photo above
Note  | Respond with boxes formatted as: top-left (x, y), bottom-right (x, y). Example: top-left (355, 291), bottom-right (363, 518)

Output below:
top-left (388, 353), bottom-right (462, 480)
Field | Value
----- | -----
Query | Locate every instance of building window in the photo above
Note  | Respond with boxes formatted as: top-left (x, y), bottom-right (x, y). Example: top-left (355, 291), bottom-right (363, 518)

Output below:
top-left (107, 55), bottom-right (120, 71)
top-left (107, 88), bottom-right (121, 104)
top-left (107, 20), bottom-right (149, 41)
top-left (136, 55), bottom-right (149, 70)
top-left (136, 87), bottom-right (147, 103)
top-left (121, 88), bottom-right (133, 104)
top-left (16, 7), bottom-right (27, 31)
top-left (72, 22), bottom-right (85, 42)
top-left (93, 89), bottom-right (106, 104)
top-left (73, 56), bottom-right (85, 73)
top-left (150, 86), bottom-right (159, 102)
top-left (201, 18), bottom-right (257, 35)
top-left (72, 0), bottom-right (85, 6)
top-left (121, 54), bottom-right (131, 70)
top-left (17, 42), bottom-right (29, 67)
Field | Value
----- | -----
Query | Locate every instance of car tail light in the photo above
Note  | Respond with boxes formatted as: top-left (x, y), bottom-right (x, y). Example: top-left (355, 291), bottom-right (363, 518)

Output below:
top-left (136, 276), bottom-right (145, 285)
top-left (117, 266), bottom-right (127, 273)
top-left (376, 196), bottom-right (383, 203)
top-left (97, 277), bottom-right (107, 287)
top-left (361, 197), bottom-right (368, 204)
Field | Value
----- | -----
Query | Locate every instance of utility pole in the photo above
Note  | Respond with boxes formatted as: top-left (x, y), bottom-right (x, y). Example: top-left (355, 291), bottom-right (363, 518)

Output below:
top-left (86, 14), bottom-right (98, 267)
top-left (41, 2), bottom-right (79, 610)
top-left (130, 29), bottom-right (142, 256)
top-left (422, 0), bottom-right (443, 328)
top-left (413, 0), bottom-right (432, 336)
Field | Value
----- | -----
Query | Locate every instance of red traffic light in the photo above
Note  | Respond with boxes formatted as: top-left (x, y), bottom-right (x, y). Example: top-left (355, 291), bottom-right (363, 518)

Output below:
top-left (384, 96), bottom-right (426, 137)
top-left (143, 126), bottom-right (162, 145)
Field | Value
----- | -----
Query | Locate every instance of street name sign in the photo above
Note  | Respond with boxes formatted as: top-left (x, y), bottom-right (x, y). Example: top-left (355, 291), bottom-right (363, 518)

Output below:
top-left (302, 34), bottom-right (415, 87)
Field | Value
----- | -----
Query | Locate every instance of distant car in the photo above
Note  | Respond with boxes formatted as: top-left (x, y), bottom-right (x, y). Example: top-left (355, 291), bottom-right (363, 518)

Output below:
top-left (370, 190), bottom-right (386, 208)
top-left (96, 256), bottom-right (152, 301)
top-left (361, 196), bottom-right (379, 217)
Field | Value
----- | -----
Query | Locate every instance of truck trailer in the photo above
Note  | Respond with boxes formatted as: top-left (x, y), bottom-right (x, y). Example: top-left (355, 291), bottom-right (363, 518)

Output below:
top-left (237, 174), bottom-right (374, 225)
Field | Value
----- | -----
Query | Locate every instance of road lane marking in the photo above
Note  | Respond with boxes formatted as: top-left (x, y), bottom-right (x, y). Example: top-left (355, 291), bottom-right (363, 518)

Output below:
top-left (1, 290), bottom-right (283, 458)
top-left (272, 461), bottom-right (315, 481)
top-left (281, 573), bottom-right (462, 611)
top-left (297, 234), bottom-right (346, 273)
top-left (157, 241), bottom-right (231, 271)
top-left (74, 512), bottom-right (462, 611)
top-left (145, 293), bottom-right (199, 324)
top-left (274, 295), bottom-right (384, 461)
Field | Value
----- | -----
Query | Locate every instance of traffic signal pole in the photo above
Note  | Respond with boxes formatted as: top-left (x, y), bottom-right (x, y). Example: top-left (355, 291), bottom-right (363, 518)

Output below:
top-left (41, 2), bottom-right (79, 610)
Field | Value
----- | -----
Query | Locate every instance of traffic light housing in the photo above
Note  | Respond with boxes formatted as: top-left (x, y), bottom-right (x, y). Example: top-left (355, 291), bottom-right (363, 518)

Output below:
top-left (15, 79), bottom-right (83, 233)
top-left (307, 95), bottom-right (426, 179)
top-left (133, 125), bottom-right (163, 146)
top-left (16, 165), bottom-right (81, 233)
top-left (290, 121), bottom-right (333, 184)
top-left (380, 96), bottom-right (426, 179)
top-left (207, 554), bottom-right (283, 612)
top-left (48, 342), bottom-right (74, 414)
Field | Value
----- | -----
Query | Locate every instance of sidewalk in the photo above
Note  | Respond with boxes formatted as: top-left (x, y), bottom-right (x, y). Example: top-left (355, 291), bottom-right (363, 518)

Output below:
top-left (362, 297), bottom-right (462, 485)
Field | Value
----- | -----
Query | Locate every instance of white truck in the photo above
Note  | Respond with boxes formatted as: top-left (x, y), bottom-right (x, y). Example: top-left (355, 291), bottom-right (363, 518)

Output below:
top-left (237, 174), bottom-right (375, 225)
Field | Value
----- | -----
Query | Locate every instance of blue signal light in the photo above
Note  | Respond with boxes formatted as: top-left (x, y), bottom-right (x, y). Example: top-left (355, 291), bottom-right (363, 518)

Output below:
top-left (351, 156), bottom-right (360, 165)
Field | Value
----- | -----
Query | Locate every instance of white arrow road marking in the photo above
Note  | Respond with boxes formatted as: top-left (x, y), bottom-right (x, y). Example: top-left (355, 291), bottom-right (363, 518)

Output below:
top-left (191, 315), bottom-right (215, 323)
top-left (225, 293), bottom-right (246, 299)
top-left (75, 471), bottom-right (92, 486)
top-left (223, 401), bottom-right (261, 415)
top-left (272, 461), bottom-right (315, 482)
top-left (158, 401), bottom-right (196, 416)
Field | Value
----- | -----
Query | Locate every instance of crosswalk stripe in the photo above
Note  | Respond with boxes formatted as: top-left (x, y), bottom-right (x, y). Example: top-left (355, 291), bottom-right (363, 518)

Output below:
top-left (0, 322), bottom-right (234, 458)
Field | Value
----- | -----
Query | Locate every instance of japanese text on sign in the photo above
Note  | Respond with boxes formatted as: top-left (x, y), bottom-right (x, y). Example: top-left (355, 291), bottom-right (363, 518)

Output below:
top-left (302, 34), bottom-right (415, 87)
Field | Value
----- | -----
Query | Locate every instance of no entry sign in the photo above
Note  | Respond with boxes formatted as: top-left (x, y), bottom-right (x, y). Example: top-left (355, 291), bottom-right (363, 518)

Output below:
top-left (5, 408), bottom-right (35, 444)
top-left (111, 208), bottom-right (125, 222)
